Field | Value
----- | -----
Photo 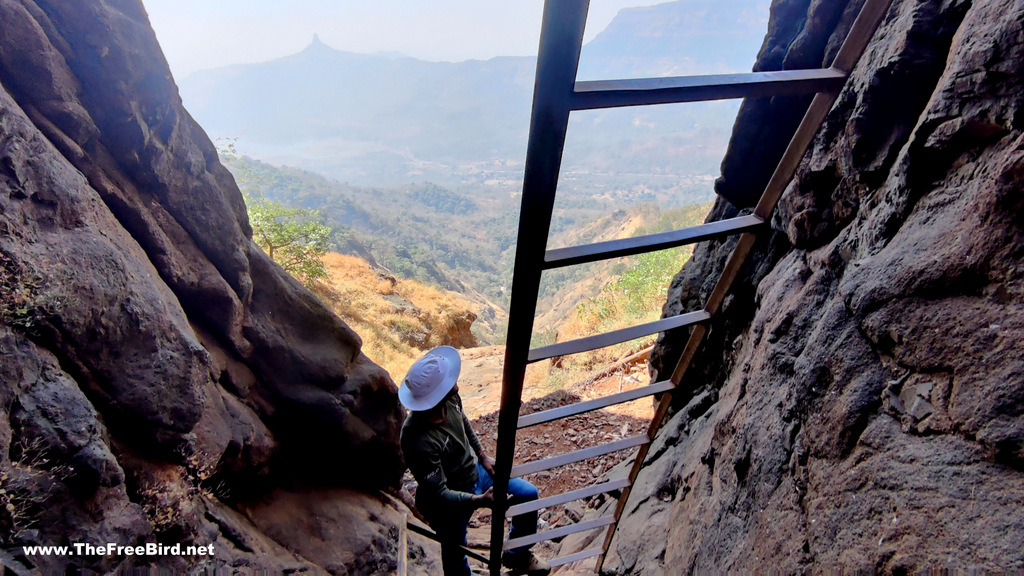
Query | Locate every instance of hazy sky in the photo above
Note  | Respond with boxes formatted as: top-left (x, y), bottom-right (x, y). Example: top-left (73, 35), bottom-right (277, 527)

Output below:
top-left (142, 0), bottom-right (659, 79)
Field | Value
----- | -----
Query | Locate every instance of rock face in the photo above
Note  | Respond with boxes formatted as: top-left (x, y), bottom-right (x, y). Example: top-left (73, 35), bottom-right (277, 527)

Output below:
top-left (0, 0), bottom-right (412, 573)
top-left (569, 0), bottom-right (1024, 572)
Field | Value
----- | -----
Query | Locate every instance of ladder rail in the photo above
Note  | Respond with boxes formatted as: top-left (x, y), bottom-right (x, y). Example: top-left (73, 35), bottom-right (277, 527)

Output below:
top-left (542, 214), bottom-right (764, 270)
top-left (398, 512), bottom-right (408, 576)
top-left (506, 478), bottom-right (631, 517)
top-left (510, 434), bottom-right (648, 478)
top-left (517, 379), bottom-right (675, 429)
top-left (548, 547), bottom-right (604, 568)
top-left (504, 516), bottom-right (616, 550)
top-left (570, 67), bottom-right (846, 110)
top-left (527, 310), bottom-right (710, 363)
top-left (488, 0), bottom-right (590, 573)
top-left (494, 0), bottom-right (894, 573)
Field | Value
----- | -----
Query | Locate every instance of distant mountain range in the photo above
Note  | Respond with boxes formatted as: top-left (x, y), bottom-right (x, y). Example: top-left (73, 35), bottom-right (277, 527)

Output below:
top-left (179, 0), bottom-right (769, 187)
top-left (577, 0), bottom-right (771, 79)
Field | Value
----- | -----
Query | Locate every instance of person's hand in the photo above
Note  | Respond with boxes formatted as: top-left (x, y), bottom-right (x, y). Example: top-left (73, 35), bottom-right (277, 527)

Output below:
top-left (480, 454), bottom-right (496, 476)
top-left (472, 487), bottom-right (494, 507)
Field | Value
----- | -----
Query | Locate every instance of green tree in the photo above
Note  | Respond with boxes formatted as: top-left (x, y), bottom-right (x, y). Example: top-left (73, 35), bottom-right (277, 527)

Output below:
top-left (246, 194), bottom-right (330, 286)
top-left (217, 140), bottom-right (330, 287)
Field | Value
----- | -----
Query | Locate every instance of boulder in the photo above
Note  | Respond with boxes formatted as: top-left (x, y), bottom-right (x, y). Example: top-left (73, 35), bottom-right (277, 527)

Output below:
top-left (0, 0), bottom-right (406, 571)
top-left (240, 488), bottom-right (442, 576)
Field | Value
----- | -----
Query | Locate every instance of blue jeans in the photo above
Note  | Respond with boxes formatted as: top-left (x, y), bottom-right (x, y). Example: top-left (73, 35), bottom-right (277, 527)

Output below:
top-left (430, 462), bottom-right (540, 576)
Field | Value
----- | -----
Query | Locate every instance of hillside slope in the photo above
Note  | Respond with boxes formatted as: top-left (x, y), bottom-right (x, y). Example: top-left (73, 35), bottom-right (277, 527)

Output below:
top-left (221, 153), bottom-right (515, 331)
top-left (315, 252), bottom-right (481, 379)
top-left (561, 0), bottom-right (1024, 572)
top-left (224, 151), bottom-right (714, 345)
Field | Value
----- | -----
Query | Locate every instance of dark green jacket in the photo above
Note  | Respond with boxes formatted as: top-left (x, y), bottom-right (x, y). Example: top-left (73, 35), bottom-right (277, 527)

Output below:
top-left (401, 394), bottom-right (483, 510)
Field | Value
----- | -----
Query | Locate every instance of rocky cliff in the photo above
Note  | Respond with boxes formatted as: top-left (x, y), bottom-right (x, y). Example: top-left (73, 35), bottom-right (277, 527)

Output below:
top-left (576, 0), bottom-right (1024, 572)
top-left (0, 1), bottom-right (433, 573)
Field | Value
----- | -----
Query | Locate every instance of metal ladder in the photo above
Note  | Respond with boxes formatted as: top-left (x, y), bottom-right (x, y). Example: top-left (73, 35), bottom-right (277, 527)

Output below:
top-left (487, 0), bottom-right (892, 572)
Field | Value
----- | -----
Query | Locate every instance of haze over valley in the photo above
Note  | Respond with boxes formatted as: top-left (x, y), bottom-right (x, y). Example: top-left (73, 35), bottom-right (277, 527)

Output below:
top-left (181, 0), bottom-right (768, 187)
top-left (176, 0), bottom-right (770, 341)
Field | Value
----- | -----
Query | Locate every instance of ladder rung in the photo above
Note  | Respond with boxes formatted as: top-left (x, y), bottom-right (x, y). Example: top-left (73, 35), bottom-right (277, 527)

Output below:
top-left (548, 546), bottom-right (604, 568)
top-left (527, 311), bottom-right (710, 363)
top-left (571, 68), bottom-right (847, 110)
top-left (518, 380), bottom-right (674, 429)
top-left (507, 478), bottom-right (631, 517)
top-left (511, 434), bottom-right (647, 478)
top-left (503, 516), bottom-right (616, 550)
top-left (543, 214), bottom-right (764, 270)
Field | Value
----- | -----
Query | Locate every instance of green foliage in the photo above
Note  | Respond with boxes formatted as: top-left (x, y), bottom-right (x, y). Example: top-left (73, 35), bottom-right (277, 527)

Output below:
top-left (530, 327), bottom-right (557, 349)
top-left (216, 140), bottom-right (720, 343)
top-left (246, 194), bottom-right (330, 286)
top-left (633, 202), bottom-right (714, 236)
top-left (218, 140), bottom-right (331, 287)
top-left (566, 201), bottom-right (713, 336)
top-left (216, 139), bottom-right (261, 191)
top-left (408, 183), bottom-right (476, 215)
top-left (611, 246), bottom-right (687, 318)
top-left (0, 255), bottom-right (36, 330)
top-left (599, 202), bottom-right (713, 319)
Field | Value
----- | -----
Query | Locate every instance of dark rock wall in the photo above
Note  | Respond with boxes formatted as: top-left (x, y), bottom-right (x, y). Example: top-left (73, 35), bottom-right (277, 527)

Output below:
top-left (595, 0), bottom-right (1023, 572)
top-left (0, 0), bottom-right (411, 573)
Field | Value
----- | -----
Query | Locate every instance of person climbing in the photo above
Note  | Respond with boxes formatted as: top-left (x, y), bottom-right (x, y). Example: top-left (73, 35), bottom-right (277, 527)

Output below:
top-left (399, 346), bottom-right (551, 576)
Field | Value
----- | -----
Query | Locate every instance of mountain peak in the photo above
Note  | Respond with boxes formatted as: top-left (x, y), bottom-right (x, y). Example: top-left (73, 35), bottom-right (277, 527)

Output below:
top-left (305, 33), bottom-right (332, 53)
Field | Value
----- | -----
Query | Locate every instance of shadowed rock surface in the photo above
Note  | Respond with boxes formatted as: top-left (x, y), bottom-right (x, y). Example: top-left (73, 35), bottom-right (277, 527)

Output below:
top-left (0, 0), bottom-right (415, 573)
top-left (559, 0), bottom-right (1024, 572)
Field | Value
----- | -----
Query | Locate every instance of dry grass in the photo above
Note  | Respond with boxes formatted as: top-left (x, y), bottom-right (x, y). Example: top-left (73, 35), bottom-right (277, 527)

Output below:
top-left (544, 266), bottom-right (670, 379)
top-left (528, 297), bottom-right (660, 397)
top-left (0, 436), bottom-right (71, 541)
top-left (314, 253), bottom-right (480, 380)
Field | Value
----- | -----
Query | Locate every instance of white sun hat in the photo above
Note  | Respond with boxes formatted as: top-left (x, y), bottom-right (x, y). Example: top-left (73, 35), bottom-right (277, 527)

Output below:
top-left (398, 346), bottom-right (462, 411)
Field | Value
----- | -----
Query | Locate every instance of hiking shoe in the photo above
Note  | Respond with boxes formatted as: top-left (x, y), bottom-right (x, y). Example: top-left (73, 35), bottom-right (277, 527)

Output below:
top-left (502, 551), bottom-right (551, 575)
